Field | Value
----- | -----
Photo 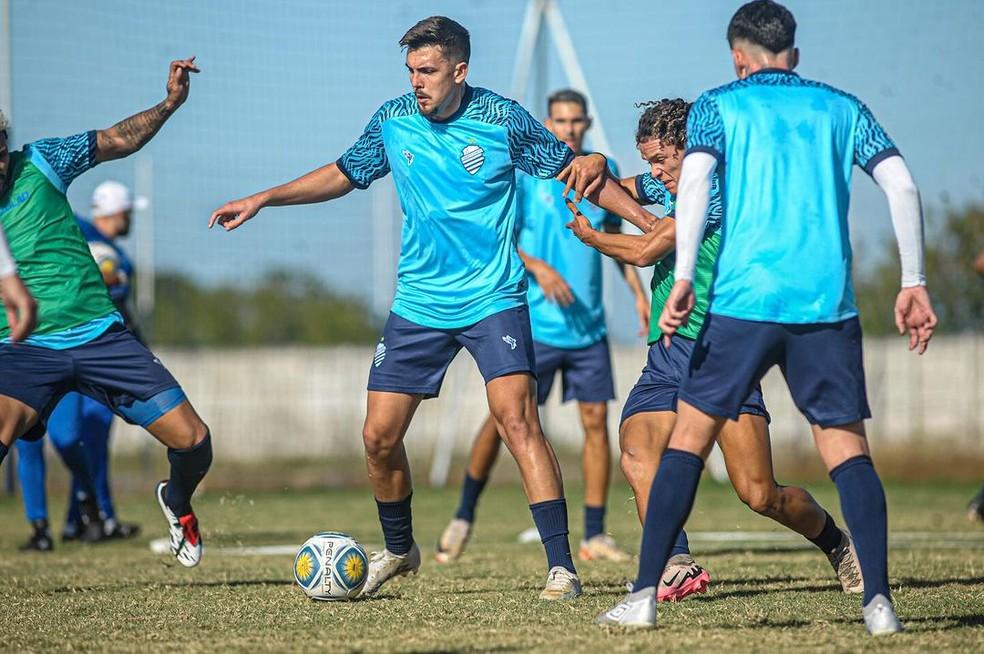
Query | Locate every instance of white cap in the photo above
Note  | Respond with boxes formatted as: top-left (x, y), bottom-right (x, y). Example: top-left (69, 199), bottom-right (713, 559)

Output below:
top-left (91, 180), bottom-right (149, 218)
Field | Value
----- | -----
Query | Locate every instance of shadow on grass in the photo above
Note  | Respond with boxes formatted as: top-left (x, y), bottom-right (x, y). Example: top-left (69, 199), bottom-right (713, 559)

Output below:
top-left (48, 579), bottom-right (290, 594)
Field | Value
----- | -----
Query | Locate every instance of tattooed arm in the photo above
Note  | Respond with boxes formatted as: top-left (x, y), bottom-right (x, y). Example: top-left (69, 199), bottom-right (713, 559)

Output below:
top-left (95, 57), bottom-right (199, 163)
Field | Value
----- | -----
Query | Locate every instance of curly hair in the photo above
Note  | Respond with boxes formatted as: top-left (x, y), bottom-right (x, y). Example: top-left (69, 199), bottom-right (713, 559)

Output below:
top-left (634, 98), bottom-right (691, 148)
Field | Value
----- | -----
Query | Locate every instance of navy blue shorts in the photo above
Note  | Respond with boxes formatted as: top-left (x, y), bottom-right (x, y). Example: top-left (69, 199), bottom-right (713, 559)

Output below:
top-left (367, 306), bottom-right (536, 398)
top-left (0, 322), bottom-right (185, 441)
top-left (620, 336), bottom-right (769, 425)
top-left (679, 313), bottom-right (871, 428)
top-left (534, 338), bottom-right (615, 405)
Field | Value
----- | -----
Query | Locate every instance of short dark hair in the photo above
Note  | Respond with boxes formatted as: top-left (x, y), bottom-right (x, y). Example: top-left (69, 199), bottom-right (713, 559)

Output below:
top-left (635, 98), bottom-right (690, 148)
top-left (399, 16), bottom-right (470, 63)
top-left (727, 0), bottom-right (796, 54)
top-left (547, 89), bottom-right (588, 115)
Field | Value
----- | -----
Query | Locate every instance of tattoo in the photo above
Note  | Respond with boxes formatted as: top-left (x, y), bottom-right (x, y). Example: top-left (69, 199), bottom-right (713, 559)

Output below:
top-left (96, 101), bottom-right (175, 162)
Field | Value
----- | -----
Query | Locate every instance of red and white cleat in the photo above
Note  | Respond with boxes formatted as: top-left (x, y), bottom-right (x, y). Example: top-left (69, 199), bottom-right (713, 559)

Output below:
top-left (156, 480), bottom-right (203, 568)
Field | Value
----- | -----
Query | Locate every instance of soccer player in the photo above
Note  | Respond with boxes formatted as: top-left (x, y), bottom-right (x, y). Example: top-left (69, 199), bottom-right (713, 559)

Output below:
top-left (16, 181), bottom-right (144, 551)
top-left (968, 252), bottom-right (984, 522)
top-left (568, 98), bottom-right (863, 601)
top-left (0, 57), bottom-right (213, 569)
top-left (434, 89), bottom-right (649, 566)
top-left (597, 1), bottom-right (937, 635)
top-left (210, 17), bottom-right (654, 600)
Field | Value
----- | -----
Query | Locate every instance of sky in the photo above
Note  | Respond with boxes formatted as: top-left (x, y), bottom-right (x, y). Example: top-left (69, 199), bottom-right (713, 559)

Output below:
top-left (7, 0), bottom-right (984, 341)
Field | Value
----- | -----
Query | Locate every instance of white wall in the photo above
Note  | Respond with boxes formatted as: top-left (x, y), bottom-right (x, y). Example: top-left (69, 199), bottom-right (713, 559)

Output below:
top-left (111, 335), bottom-right (984, 470)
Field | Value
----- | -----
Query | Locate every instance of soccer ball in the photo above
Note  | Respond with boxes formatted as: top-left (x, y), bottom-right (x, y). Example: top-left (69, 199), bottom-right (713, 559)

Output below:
top-left (293, 532), bottom-right (369, 601)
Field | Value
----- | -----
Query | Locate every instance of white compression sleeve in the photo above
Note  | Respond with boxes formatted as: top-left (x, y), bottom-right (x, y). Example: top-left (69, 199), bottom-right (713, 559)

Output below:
top-left (672, 152), bottom-right (717, 281)
top-left (871, 155), bottom-right (926, 287)
top-left (0, 226), bottom-right (15, 278)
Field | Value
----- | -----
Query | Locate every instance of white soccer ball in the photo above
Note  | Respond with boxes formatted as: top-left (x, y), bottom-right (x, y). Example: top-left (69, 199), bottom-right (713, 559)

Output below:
top-left (293, 532), bottom-right (369, 601)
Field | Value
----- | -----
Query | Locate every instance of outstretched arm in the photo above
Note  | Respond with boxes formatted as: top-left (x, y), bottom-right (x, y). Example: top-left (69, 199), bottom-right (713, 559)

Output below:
top-left (871, 155), bottom-right (937, 354)
top-left (567, 200), bottom-right (675, 267)
top-left (557, 155), bottom-right (658, 232)
top-left (95, 57), bottom-right (199, 163)
top-left (209, 163), bottom-right (354, 231)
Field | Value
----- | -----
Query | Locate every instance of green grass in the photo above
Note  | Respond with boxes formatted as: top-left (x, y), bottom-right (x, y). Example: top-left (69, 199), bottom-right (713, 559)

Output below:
top-left (1, 480), bottom-right (982, 652)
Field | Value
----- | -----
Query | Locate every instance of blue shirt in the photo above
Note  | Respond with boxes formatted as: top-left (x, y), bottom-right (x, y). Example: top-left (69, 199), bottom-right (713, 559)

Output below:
top-left (77, 218), bottom-right (134, 304)
top-left (337, 85), bottom-right (574, 329)
top-left (687, 69), bottom-right (898, 323)
top-left (518, 158), bottom-right (619, 349)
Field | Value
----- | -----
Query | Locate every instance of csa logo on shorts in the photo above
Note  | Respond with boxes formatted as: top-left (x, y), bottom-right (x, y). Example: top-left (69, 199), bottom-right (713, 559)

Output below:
top-left (373, 340), bottom-right (387, 367)
top-left (460, 145), bottom-right (485, 174)
top-left (502, 335), bottom-right (517, 350)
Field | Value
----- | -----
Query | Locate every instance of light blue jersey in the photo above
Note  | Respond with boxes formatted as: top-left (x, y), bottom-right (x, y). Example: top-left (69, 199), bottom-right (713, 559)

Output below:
top-left (687, 69), bottom-right (898, 323)
top-left (518, 158), bottom-right (620, 349)
top-left (338, 85), bottom-right (573, 329)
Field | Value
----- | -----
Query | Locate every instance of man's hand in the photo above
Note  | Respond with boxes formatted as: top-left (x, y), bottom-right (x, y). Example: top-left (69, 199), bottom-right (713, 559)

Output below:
top-left (657, 279), bottom-right (695, 347)
top-left (209, 194), bottom-right (265, 231)
top-left (0, 274), bottom-right (38, 341)
top-left (527, 259), bottom-right (573, 306)
top-left (557, 153), bottom-right (607, 203)
top-left (564, 198), bottom-right (597, 246)
top-left (164, 57), bottom-right (199, 111)
top-left (894, 286), bottom-right (938, 355)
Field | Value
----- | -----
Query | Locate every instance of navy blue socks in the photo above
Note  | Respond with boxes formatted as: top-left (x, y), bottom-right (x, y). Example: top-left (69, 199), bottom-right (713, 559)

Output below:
top-left (808, 511), bottom-right (843, 554)
top-left (164, 432), bottom-right (213, 516)
top-left (454, 473), bottom-right (487, 523)
top-left (634, 449), bottom-right (704, 590)
top-left (830, 455), bottom-right (889, 605)
top-left (584, 504), bottom-right (605, 540)
top-left (530, 498), bottom-right (576, 573)
top-left (671, 528), bottom-right (691, 557)
top-left (377, 492), bottom-right (414, 555)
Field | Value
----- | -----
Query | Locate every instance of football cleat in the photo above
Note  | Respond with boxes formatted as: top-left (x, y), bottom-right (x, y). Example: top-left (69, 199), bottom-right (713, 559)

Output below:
top-left (538, 566), bottom-right (582, 601)
top-left (967, 492), bottom-right (984, 523)
top-left (19, 520), bottom-right (54, 552)
top-left (595, 586), bottom-right (657, 628)
top-left (156, 481), bottom-right (203, 567)
top-left (578, 534), bottom-right (632, 562)
top-left (827, 530), bottom-right (864, 594)
top-left (657, 554), bottom-right (710, 602)
top-left (103, 518), bottom-right (142, 540)
top-left (360, 543), bottom-right (421, 597)
top-left (863, 593), bottom-right (904, 636)
top-left (76, 492), bottom-right (106, 543)
top-left (435, 518), bottom-right (472, 564)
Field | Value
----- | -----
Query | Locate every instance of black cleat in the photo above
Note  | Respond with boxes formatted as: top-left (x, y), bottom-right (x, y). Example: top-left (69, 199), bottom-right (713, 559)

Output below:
top-left (19, 520), bottom-right (54, 552)
top-left (103, 518), bottom-right (141, 539)
top-left (76, 493), bottom-right (106, 543)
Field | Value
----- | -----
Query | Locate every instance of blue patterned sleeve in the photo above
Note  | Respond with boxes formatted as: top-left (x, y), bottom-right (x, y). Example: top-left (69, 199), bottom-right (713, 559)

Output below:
top-left (633, 173), bottom-right (673, 210)
top-left (28, 131), bottom-right (97, 194)
top-left (336, 107), bottom-right (390, 190)
top-left (853, 101), bottom-right (899, 176)
top-left (686, 92), bottom-right (725, 161)
top-left (506, 102), bottom-right (574, 178)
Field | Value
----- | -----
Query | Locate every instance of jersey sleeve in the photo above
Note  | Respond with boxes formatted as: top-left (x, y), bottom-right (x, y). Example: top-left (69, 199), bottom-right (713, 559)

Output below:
top-left (686, 92), bottom-right (725, 161)
top-left (336, 107), bottom-right (390, 190)
top-left (853, 101), bottom-right (899, 176)
top-left (634, 173), bottom-right (672, 208)
top-left (506, 102), bottom-right (574, 178)
top-left (28, 131), bottom-right (97, 194)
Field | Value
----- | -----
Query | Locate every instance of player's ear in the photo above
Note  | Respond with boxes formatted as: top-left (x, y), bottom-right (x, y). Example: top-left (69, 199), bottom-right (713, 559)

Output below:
top-left (789, 47), bottom-right (800, 71)
top-left (731, 48), bottom-right (746, 79)
top-left (584, 116), bottom-right (593, 131)
top-left (453, 60), bottom-right (468, 84)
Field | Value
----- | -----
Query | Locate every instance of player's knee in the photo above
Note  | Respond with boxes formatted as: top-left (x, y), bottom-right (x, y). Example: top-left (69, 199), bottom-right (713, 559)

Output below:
top-left (174, 418), bottom-right (209, 450)
top-left (736, 481), bottom-right (778, 516)
top-left (497, 413), bottom-right (535, 448)
top-left (580, 403), bottom-right (608, 436)
top-left (362, 422), bottom-right (397, 460)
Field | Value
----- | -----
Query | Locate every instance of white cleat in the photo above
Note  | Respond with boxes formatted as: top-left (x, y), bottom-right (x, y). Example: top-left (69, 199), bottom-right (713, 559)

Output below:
top-left (863, 593), bottom-right (903, 636)
top-left (538, 566), bottom-right (582, 601)
top-left (435, 518), bottom-right (472, 564)
top-left (360, 543), bottom-right (421, 597)
top-left (578, 534), bottom-right (632, 563)
top-left (155, 480), bottom-right (203, 568)
top-left (596, 586), bottom-right (657, 628)
top-left (827, 530), bottom-right (864, 594)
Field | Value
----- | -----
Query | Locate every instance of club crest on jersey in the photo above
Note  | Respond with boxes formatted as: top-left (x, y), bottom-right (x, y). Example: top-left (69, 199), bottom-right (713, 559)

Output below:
top-left (402, 149), bottom-right (414, 166)
top-left (460, 145), bottom-right (485, 174)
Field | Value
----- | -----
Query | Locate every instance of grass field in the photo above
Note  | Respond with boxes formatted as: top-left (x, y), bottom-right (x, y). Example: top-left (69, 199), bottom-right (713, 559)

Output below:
top-left (1, 479), bottom-right (982, 652)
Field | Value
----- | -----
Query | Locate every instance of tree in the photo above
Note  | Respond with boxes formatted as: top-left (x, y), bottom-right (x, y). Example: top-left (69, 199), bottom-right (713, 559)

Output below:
top-left (148, 270), bottom-right (379, 346)
top-left (855, 204), bottom-right (984, 335)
